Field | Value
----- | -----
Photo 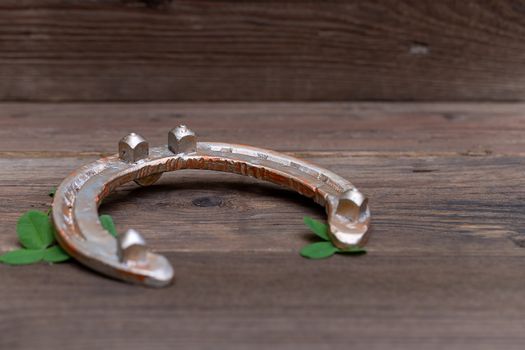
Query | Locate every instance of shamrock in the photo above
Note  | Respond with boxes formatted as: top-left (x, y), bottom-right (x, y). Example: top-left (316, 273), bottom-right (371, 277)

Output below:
top-left (0, 210), bottom-right (118, 265)
top-left (300, 216), bottom-right (366, 259)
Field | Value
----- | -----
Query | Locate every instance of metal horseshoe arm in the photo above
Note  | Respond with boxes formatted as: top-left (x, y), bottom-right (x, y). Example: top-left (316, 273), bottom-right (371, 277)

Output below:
top-left (52, 126), bottom-right (371, 287)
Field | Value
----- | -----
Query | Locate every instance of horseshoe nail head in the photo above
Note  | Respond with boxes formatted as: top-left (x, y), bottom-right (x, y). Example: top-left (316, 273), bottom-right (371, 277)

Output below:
top-left (52, 127), bottom-right (371, 287)
top-left (119, 133), bottom-right (149, 163)
top-left (168, 125), bottom-right (196, 154)
top-left (117, 229), bottom-right (147, 264)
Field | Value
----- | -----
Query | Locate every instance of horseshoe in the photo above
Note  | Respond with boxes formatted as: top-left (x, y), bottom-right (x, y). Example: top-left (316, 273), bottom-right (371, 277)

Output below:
top-left (52, 126), bottom-right (371, 287)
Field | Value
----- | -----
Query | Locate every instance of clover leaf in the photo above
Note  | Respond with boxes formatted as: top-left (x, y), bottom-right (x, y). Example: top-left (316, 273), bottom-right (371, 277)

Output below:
top-left (1, 212), bottom-right (119, 265)
top-left (0, 188), bottom-right (120, 266)
top-left (43, 245), bottom-right (71, 263)
top-left (300, 216), bottom-right (367, 259)
top-left (303, 216), bottom-right (330, 241)
top-left (100, 215), bottom-right (117, 237)
top-left (16, 211), bottom-right (55, 249)
top-left (0, 249), bottom-right (45, 265)
top-left (300, 242), bottom-right (338, 259)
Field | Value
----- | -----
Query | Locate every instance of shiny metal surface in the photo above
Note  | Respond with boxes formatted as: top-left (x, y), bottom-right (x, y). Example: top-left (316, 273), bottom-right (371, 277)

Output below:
top-left (52, 126), bottom-right (371, 287)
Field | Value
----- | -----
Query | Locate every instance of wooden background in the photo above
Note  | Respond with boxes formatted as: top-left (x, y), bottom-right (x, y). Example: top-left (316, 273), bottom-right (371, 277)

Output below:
top-left (0, 103), bottom-right (524, 349)
top-left (2, 0), bottom-right (525, 101)
top-left (1, 0), bottom-right (525, 349)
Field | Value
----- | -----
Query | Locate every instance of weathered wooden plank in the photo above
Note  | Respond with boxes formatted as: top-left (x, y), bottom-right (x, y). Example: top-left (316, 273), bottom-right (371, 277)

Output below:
top-left (2, 253), bottom-right (525, 350)
top-left (0, 154), bottom-right (523, 255)
top-left (2, 1), bottom-right (525, 101)
top-left (1, 102), bottom-right (524, 349)
top-left (0, 102), bottom-right (524, 154)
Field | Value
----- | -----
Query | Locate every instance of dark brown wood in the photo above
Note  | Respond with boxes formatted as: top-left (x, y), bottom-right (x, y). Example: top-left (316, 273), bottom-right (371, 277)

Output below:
top-left (1, 102), bottom-right (524, 349)
top-left (2, 253), bottom-right (525, 350)
top-left (3, 1), bottom-right (525, 101)
top-left (1, 154), bottom-right (524, 255)
top-left (1, 102), bottom-right (525, 154)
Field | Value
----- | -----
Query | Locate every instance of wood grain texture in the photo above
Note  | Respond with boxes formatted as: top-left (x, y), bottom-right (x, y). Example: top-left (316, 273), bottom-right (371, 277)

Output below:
top-left (1, 102), bottom-right (525, 154)
top-left (1, 155), bottom-right (523, 255)
top-left (0, 102), bottom-right (524, 349)
top-left (2, 0), bottom-right (525, 101)
top-left (3, 254), bottom-right (525, 350)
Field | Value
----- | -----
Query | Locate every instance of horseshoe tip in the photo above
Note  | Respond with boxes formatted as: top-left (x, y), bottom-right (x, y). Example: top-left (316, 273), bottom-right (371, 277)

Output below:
top-left (144, 255), bottom-right (175, 288)
top-left (327, 190), bottom-right (371, 249)
top-left (116, 229), bottom-right (175, 287)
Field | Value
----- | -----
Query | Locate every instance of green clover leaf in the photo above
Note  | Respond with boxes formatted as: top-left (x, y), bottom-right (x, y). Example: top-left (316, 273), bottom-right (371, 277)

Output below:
top-left (303, 216), bottom-right (330, 241)
top-left (301, 215), bottom-right (367, 259)
top-left (100, 214), bottom-right (117, 237)
top-left (300, 242), bottom-right (338, 259)
top-left (43, 245), bottom-right (71, 263)
top-left (0, 249), bottom-right (45, 265)
top-left (16, 211), bottom-right (55, 249)
top-left (1, 187), bottom-right (120, 266)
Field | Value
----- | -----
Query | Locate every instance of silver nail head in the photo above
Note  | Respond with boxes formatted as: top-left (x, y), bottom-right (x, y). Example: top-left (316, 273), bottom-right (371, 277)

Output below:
top-left (119, 133), bottom-right (149, 163)
top-left (168, 125), bottom-right (196, 154)
top-left (117, 229), bottom-right (148, 264)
